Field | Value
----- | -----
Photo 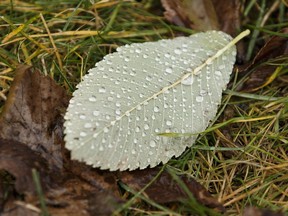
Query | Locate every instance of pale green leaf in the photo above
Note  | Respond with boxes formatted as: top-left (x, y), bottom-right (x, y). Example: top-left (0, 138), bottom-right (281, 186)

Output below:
top-left (64, 30), bottom-right (249, 171)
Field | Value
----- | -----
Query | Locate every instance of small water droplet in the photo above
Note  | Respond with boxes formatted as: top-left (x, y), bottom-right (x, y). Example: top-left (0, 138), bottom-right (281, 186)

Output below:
top-left (89, 96), bottom-right (97, 102)
top-left (79, 114), bottom-right (86, 119)
top-left (143, 54), bottom-right (148, 58)
top-left (107, 96), bottom-right (113, 101)
top-left (166, 120), bottom-right (172, 126)
top-left (165, 67), bottom-right (173, 74)
top-left (99, 146), bottom-right (104, 151)
top-left (215, 70), bottom-right (222, 76)
top-left (124, 57), bottom-right (130, 62)
top-left (149, 151), bottom-right (153, 155)
top-left (144, 124), bottom-right (150, 130)
top-left (181, 75), bottom-right (194, 85)
top-left (153, 106), bottom-right (159, 112)
top-left (115, 109), bottom-right (121, 115)
top-left (103, 127), bottom-right (109, 133)
top-left (99, 87), bottom-right (106, 93)
top-left (145, 75), bottom-right (152, 81)
top-left (93, 110), bottom-right (100, 116)
top-left (135, 126), bottom-right (140, 132)
top-left (133, 138), bottom-right (138, 144)
top-left (135, 48), bottom-right (141, 53)
top-left (84, 123), bottom-right (92, 128)
top-left (219, 65), bottom-right (225, 70)
top-left (174, 48), bottom-right (182, 54)
top-left (80, 132), bottom-right (87, 137)
top-left (132, 149), bottom-right (136, 155)
top-left (106, 115), bottom-right (111, 120)
top-left (196, 96), bottom-right (203, 102)
top-left (149, 140), bottom-right (156, 148)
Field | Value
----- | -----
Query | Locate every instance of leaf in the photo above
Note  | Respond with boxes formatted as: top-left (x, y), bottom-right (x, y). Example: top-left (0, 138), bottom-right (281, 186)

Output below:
top-left (119, 167), bottom-right (224, 212)
top-left (64, 30), bottom-right (250, 171)
top-left (0, 139), bottom-right (51, 195)
top-left (238, 28), bottom-right (288, 92)
top-left (0, 65), bottom-right (70, 171)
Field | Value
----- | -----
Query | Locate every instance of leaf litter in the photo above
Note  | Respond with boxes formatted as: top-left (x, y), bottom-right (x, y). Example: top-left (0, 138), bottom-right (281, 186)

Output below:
top-left (0, 66), bottom-right (224, 215)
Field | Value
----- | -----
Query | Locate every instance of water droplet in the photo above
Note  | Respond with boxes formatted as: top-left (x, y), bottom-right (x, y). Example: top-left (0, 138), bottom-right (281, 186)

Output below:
top-left (132, 149), bottom-right (136, 155)
top-left (80, 132), bottom-right (87, 137)
top-left (79, 114), bottom-right (86, 120)
top-left (181, 75), bottom-right (194, 85)
top-left (103, 127), bottom-right (109, 133)
top-left (99, 87), bottom-right (106, 93)
top-left (84, 123), bottom-right (92, 128)
top-left (135, 126), bottom-right (140, 132)
top-left (166, 120), bottom-right (172, 126)
top-left (136, 105), bottom-right (142, 110)
top-left (124, 57), bottom-right (130, 62)
top-left (93, 110), bottom-right (100, 116)
top-left (153, 106), bottom-right (160, 112)
top-left (149, 151), bottom-right (153, 155)
top-left (196, 96), bottom-right (203, 102)
top-left (143, 54), bottom-right (148, 58)
top-left (174, 48), bottom-right (182, 54)
top-left (135, 48), bottom-right (141, 53)
top-left (107, 96), bottom-right (113, 101)
top-left (106, 115), bottom-right (111, 120)
top-left (133, 138), bottom-right (138, 144)
top-left (145, 75), bottom-right (152, 81)
top-left (149, 140), bottom-right (156, 148)
top-left (219, 65), bottom-right (225, 70)
top-left (89, 96), bottom-right (97, 102)
top-left (144, 124), bottom-right (150, 130)
top-left (115, 109), bottom-right (121, 115)
top-left (165, 67), bottom-right (173, 74)
top-left (99, 146), bottom-right (104, 151)
top-left (215, 70), bottom-right (222, 76)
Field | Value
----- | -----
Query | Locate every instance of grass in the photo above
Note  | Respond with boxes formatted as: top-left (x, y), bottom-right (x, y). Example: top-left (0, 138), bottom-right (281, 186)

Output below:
top-left (0, 0), bottom-right (288, 215)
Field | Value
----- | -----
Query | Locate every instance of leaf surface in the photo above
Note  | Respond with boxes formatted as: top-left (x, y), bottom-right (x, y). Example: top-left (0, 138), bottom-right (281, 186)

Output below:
top-left (64, 31), bottom-right (237, 171)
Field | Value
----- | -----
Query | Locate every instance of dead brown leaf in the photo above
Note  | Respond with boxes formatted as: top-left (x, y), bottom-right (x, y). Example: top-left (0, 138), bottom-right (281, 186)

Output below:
top-left (161, 0), bottom-right (219, 31)
top-left (0, 65), bottom-right (122, 215)
top-left (238, 28), bottom-right (288, 92)
top-left (0, 139), bottom-right (53, 195)
top-left (243, 206), bottom-right (285, 216)
top-left (0, 65), bottom-right (70, 171)
top-left (119, 168), bottom-right (224, 212)
top-left (161, 0), bottom-right (240, 36)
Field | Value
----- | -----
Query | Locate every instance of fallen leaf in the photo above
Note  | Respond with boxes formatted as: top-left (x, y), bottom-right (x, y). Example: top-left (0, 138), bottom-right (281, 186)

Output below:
top-left (0, 65), bottom-right (123, 215)
top-left (119, 168), bottom-right (224, 211)
top-left (0, 65), bottom-right (70, 171)
top-left (243, 206), bottom-right (285, 216)
top-left (212, 0), bottom-right (241, 37)
top-left (0, 139), bottom-right (52, 195)
top-left (238, 28), bottom-right (288, 92)
top-left (161, 0), bottom-right (219, 31)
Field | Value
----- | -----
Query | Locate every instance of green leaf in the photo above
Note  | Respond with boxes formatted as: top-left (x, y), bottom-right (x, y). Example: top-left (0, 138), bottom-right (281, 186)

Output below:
top-left (64, 30), bottom-right (250, 171)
